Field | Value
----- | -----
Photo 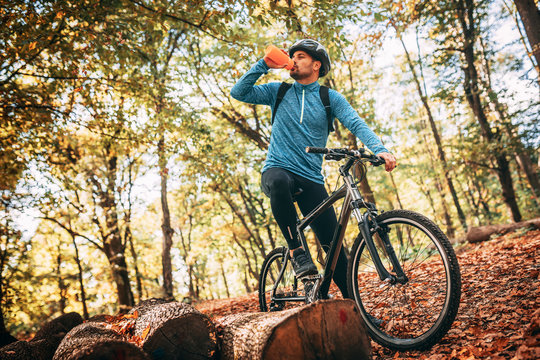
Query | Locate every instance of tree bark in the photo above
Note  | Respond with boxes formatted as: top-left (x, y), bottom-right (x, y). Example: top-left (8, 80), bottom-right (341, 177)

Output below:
top-left (158, 134), bottom-right (175, 301)
top-left (388, 170), bottom-right (404, 210)
top-left (216, 299), bottom-right (371, 360)
top-left (457, 0), bottom-right (522, 222)
top-left (515, 153), bottom-right (540, 202)
top-left (102, 232), bottom-right (134, 309)
top-left (93, 150), bottom-right (134, 309)
top-left (53, 321), bottom-right (149, 360)
top-left (125, 160), bottom-right (144, 303)
top-left (220, 262), bottom-right (231, 298)
top-left (55, 242), bottom-right (67, 315)
top-left (70, 235), bottom-right (89, 320)
top-left (423, 134), bottom-right (456, 238)
top-left (127, 227), bottom-right (144, 304)
top-left (513, 0), bottom-right (540, 78)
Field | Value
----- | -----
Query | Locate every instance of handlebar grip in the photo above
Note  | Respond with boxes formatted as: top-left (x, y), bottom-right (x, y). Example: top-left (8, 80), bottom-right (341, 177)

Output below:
top-left (305, 147), bottom-right (328, 154)
top-left (371, 156), bottom-right (386, 166)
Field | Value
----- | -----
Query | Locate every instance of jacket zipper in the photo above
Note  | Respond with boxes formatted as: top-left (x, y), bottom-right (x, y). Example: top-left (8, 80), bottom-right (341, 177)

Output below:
top-left (300, 88), bottom-right (305, 124)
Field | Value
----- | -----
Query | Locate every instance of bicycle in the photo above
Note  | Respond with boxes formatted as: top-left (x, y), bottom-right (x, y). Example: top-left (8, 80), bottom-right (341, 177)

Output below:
top-left (258, 147), bottom-right (461, 351)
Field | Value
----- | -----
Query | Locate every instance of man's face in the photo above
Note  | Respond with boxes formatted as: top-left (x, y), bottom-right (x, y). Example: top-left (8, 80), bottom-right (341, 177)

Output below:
top-left (290, 50), bottom-right (320, 80)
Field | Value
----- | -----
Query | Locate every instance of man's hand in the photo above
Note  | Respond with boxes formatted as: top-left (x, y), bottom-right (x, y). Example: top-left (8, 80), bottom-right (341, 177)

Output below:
top-left (377, 152), bottom-right (397, 172)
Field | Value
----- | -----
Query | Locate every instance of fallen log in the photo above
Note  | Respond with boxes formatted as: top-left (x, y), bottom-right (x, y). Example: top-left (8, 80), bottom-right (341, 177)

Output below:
top-left (53, 321), bottom-right (149, 360)
top-left (130, 299), bottom-right (217, 360)
top-left (467, 218), bottom-right (540, 243)
top-left (215, 299), bottom-right (371, 360)
top-left (32, 312), bottom-right (83, 342)
top-left (0, 312), bottom-right (83, 360)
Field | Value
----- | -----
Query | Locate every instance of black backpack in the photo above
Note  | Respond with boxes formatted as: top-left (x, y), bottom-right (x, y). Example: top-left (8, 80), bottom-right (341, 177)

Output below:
top-left (271, 82), bottom-right (334, 133)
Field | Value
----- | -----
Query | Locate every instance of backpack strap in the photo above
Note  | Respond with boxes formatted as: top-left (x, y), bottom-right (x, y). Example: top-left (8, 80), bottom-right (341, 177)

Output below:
top-left (319, 85), bottom-right (334, 133)
top-left (272, 82), bottom-right (292, 125)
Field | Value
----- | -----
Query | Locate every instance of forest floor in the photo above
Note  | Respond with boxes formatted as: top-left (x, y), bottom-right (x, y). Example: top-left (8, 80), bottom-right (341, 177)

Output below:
top-left (196, 228), bottom-right (540, 359)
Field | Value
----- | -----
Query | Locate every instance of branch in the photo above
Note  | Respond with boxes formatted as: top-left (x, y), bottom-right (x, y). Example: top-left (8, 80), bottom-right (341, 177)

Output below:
top-left (127, 0), bottom-right (234, 44)
top-left (40, 216), bottom-right (104, 252)
top-left (2, 17), bottom-right (67, 84)
top-left (464, 159), bottom-right (498, 171)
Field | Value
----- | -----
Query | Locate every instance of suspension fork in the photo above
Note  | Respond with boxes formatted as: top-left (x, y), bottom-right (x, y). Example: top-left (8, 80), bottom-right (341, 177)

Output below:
top-left (360, 214), bottom-right (408, 284)
top-left (345, 175), bottom-right (408, 284)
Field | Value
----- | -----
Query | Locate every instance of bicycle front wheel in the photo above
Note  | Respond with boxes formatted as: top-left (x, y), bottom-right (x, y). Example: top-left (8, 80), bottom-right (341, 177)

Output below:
top-left (347, 209), bottom-right (461, 350)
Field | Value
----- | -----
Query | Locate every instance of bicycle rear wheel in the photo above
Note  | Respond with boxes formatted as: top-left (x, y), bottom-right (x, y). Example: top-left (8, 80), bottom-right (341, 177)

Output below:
top-left (347, 209), bottom-right (461, 350)
top-left (259, 247), bottom-right (307, 312)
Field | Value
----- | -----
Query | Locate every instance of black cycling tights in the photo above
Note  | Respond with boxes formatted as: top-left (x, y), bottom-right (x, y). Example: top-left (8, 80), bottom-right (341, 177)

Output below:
top-left (261, 167), bottom-right (350, 298)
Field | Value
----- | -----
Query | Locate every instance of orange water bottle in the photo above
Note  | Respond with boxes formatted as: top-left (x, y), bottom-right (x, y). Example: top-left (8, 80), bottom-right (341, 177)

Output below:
top-left (264, 45), bottom-right (294, 70)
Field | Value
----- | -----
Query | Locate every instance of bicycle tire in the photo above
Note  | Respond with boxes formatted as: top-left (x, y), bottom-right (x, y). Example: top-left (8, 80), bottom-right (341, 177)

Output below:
top-left (259, 247), bottom-right (306, 312)
top-left (347, 209), bottom-right (461, 350)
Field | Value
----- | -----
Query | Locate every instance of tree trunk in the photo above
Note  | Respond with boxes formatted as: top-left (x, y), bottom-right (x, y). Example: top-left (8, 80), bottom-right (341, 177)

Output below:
top-left (388, 170), bottom-right (404, 210)
top-left (127, 227), bottom-right (144, 304)
top-left (515, 152), bottom-right (540, 202)
top-left (0, 240), bottom-right (15, 348)
top-left (97, 152), bottom-right (135, 309)
top-left (423, 134), bottom-right (456, 238)
top-left (399, 33), bottom-right (468, 231)
top-left (220, 262), bottom-right (231, 298)
top-left (216, 299), bottom-right (371, 360)
top-left (56, 242), bottom-right (67, 315)
top-left (457, 0), bottom-right (522, 222)
top-left (69, 234), bottom-right (88, 320)
top-left (158, 134), bottom-right (174, 301)
top-left (102, 231), bottom-right (134, 309)
top-left (130, 299), bottom-right (217, 360)
top-left (514, 0), bottom-right (540, 78)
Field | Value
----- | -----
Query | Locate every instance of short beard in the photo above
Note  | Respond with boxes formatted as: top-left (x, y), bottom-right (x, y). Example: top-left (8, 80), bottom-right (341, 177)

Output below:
top-left (290, 71), bottom-right (310, 81)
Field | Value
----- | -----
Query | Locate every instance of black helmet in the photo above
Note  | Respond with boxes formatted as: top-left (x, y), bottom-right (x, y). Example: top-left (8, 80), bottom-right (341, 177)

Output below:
top-left (289, 39), bottom-right (331, 77)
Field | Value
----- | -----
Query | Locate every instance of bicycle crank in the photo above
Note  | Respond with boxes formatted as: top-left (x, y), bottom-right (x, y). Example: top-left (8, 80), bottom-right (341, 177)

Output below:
top-left (302, 274), bottom-right (322, 304)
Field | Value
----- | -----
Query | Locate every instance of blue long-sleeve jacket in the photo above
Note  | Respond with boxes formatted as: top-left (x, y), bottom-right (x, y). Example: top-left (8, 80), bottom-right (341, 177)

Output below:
top-left (230, 59), bottom-right (388, 184)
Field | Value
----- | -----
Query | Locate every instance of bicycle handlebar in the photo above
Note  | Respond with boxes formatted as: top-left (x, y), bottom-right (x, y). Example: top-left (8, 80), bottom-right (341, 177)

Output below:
top-left (305, 147), bottom-right (385, 166)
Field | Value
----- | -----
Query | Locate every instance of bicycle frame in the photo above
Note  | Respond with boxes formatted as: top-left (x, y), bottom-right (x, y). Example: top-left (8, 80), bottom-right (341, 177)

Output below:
top-left (269, 157), bottom-right (407, 305)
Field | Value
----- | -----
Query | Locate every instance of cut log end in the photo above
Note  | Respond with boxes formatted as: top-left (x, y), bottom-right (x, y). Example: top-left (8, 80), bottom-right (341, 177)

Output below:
top-left (133, 300), bottom-right (217, 360)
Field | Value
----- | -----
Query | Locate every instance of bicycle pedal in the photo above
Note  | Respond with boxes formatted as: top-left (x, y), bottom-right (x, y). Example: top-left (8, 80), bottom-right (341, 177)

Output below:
top-left (301, 274), bottom-right (321, 283)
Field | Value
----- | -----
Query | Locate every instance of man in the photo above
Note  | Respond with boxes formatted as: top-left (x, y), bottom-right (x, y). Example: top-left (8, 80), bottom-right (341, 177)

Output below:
top-left (230, 39), bottom-right (396, 298)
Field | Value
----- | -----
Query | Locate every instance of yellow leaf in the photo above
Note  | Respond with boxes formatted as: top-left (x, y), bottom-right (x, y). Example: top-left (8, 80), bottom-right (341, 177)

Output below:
top-left (123, 309), bottom-right (139, 319)
top-left (142, 325), bottom-right (151, 340)
top-left (29, 42), bottom-right (37, 51)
